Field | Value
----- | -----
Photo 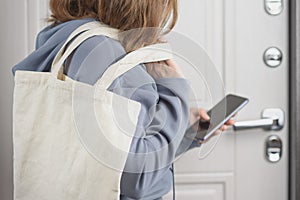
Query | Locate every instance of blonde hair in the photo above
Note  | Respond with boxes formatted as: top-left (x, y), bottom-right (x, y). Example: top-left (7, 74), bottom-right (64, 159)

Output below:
top-left (49, 0), bottom-right (178, 52)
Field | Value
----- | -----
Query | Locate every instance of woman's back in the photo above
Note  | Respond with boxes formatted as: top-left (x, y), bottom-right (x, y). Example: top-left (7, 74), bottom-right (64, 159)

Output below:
top-left (12, 18), bottom-right (194, 199)
top-left (11, 0), bottom-right (206, 198)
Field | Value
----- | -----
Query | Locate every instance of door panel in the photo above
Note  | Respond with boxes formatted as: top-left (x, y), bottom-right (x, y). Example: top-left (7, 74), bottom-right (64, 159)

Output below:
top-left (235, 0), bottom-right (289, 199)
top-left (167, 0), bottom-right (289, 199)
top-left (164, 174), bottom-right (234, 200)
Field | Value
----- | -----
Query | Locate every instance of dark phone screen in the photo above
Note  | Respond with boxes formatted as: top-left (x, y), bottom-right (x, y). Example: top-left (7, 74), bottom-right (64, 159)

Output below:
top-left (189, 94), bottom-right (249, 141)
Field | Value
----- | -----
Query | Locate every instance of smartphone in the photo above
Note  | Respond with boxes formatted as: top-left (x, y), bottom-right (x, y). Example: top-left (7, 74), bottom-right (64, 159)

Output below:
top-left (187, 94), bottom-right (249, 142)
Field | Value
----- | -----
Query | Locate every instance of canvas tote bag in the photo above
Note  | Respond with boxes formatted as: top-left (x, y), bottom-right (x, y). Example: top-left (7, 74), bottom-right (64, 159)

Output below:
top-left (13, 21), bottom-right (172, 200)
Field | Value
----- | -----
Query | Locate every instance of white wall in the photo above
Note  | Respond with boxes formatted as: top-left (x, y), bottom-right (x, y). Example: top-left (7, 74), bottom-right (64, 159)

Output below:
top-left (1, 1), bottom-right (25, 199)
top-left (0, 1), bottom-right (49, 199)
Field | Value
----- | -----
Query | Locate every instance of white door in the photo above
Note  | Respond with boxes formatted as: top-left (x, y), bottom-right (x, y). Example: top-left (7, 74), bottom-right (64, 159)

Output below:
top-left (165, 0), bottom-right (289, 199)
top-left (0, 0), bottom-right (289, 200)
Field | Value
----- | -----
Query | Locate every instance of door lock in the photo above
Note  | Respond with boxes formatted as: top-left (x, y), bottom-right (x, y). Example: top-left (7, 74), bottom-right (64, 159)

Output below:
top-left (265, 0), bottom-right (283, 15)
top-left (266, 135), bottom-right (282, 162)
top-left (264, 47), bottom-right (283, 68)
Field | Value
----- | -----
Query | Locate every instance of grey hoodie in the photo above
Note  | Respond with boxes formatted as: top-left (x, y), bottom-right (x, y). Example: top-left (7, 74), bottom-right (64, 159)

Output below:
top-left (12, 18), bottom-right (199, 200)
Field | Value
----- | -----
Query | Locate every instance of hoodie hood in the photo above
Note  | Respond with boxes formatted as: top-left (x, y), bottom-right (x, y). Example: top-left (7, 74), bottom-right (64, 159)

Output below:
top-left (12, 18), bottom-right (96, 75)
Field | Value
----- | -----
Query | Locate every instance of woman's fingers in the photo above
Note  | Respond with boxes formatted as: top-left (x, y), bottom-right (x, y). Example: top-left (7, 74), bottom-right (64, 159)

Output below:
top-left (189, 108), bottom-right (210, 125)
top-left (145, 61), bottom-right (182, 79)
top-left (164, 59), bottom-right (178, 70)
top-left (200, 129), bottom-right (222, 144)
top-left (195, 110), bottom-right (238, 144)
top-left (164, 59), bottom-right (184, 77)
top-left (199, 109), bottom-right (210, 121)
top-left (221, 125), bottom-right (228, 131)
top-left (145, 59), bottom-right (185, 79)
top-left (225, 119), bottom-right (235, 126)
top-left (225, 113), bottom-right (238, 125)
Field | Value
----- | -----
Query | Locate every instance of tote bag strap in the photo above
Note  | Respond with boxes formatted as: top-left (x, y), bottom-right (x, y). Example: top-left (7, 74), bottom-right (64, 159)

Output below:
top-left (51, 21), bottom-right (173, 88)
top-left (51, 21), bottom-right (119, 79)
top-left (94, 42), bottom-right (173, 90)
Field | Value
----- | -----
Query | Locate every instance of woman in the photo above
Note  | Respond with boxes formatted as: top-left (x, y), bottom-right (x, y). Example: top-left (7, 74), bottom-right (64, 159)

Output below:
top-left (12, 0), bottom-right (234, 199)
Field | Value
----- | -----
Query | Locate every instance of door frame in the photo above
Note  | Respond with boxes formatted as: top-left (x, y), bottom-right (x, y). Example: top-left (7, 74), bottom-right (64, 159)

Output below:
top-left (289, 0), bottom-right (300, 199)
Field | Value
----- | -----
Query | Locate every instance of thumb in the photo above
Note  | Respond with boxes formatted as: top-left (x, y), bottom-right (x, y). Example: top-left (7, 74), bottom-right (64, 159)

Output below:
top-left (199, 109), bottom-right (210, 121)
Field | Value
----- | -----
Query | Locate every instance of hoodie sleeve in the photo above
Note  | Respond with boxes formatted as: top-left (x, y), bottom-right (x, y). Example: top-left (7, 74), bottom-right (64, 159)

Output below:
top-left (114, 68), bottom-right (191, 199)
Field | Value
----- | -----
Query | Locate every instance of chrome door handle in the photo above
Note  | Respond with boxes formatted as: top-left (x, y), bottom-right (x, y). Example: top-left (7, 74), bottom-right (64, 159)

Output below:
top-left (233, 118), bottom-right (279, 130)
top-left (233, 108), bottom-right (284, 131)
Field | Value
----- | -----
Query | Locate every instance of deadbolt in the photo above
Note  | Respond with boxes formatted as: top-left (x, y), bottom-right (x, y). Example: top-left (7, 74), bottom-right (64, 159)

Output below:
top-left (265, 0), bottom-right (283, 15)
top-left (263, 47), bottom-right (283, 68)
top-left (266, 135), bottom-right (282, 163)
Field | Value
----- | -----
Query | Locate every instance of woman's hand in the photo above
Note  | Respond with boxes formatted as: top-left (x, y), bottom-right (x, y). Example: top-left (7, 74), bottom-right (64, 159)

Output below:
top-left (145, 59), bottom-right (184, 79)
top-left (190, 108), bottom-right (236, 144)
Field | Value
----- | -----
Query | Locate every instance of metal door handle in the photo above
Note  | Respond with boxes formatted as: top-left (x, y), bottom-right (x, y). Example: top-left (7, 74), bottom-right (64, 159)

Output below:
top-left (233, 118), bottom-right (278, 130)
top-left (233, 108), bottom-right (284, 131)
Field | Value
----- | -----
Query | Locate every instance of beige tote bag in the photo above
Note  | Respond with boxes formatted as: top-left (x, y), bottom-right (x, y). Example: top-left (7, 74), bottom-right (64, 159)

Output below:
top-left (13, 21), bottom-right (172, 200)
